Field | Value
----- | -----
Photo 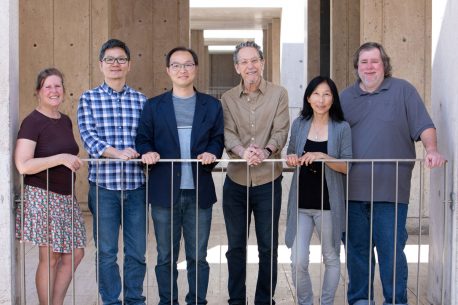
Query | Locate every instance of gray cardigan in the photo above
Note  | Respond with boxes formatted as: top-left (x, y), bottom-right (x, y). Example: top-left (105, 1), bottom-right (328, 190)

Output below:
top-left (284, 116), bottom-right (352, 253)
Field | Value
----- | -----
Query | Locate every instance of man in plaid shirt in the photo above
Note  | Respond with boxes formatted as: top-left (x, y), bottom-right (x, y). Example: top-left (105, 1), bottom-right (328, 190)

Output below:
top-left (77, 39), bottom-right (147, 305)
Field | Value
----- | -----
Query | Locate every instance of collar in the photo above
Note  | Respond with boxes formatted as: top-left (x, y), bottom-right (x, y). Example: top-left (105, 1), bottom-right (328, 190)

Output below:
top-left (237, 78), bottom-right (267, 97)
top-left (101, 82), bottom-right (128, 95)
top-left (355, 77), bottom-right (392, 96)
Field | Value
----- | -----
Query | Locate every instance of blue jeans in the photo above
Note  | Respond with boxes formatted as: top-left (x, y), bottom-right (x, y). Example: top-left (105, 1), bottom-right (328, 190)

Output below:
top-left (88, 183), bottom-right (147, 305)
top-left (151, 189), bottom-right (212, 305)
top-left (291, 210), bottom-right (340, 305)
top-left (346, 201), bottom-right (408, 305)
top-left (223, 176), bottom-right (282, 305)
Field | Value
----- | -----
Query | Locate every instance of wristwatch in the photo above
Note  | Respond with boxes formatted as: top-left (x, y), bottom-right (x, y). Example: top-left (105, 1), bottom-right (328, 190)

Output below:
top-left (265, 147), bottom-right (273, 157)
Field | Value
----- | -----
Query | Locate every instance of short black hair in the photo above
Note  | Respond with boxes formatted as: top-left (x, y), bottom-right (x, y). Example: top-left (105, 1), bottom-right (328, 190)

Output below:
top-left (301, 76), bottom-right (344, 122)
top-left (233, 41), bottom-right (264, 64)
top-left (99, 39), bottom-right (131, 61)
top-left (165, 47), bottom-right (199, 67)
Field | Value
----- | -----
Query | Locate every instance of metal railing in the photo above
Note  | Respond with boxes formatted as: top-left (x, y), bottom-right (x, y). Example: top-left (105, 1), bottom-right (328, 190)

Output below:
top-left (16, 158), bottom-right (448, 305)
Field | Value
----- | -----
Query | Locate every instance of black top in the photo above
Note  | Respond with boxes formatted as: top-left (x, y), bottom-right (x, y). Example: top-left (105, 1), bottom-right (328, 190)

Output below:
top-left (298, 139), bottom-right (330, 210)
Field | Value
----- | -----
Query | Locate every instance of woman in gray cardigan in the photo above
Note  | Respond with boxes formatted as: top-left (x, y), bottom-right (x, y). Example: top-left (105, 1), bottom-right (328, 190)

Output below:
top-left (285, 76), bottom-right (352, 305)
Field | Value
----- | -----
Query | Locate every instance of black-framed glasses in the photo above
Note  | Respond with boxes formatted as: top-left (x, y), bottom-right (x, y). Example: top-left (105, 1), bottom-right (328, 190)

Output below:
top-left (102, 57), bottom-right (129, 65)
top-left (169, 63), bottom-right (196, 71)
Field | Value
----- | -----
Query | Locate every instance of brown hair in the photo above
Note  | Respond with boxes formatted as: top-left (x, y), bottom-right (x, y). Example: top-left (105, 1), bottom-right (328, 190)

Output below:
top-left (35, 68), bottom-right (65, 93)
top-left (353, 42), bottom-right (392, 81)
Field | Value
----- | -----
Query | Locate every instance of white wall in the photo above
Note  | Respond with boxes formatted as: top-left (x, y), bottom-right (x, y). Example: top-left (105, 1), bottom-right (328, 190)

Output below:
top-left (430, 1), bottom-right (458, 304)
top-left (280, 0), bottom-right (306, 113)
top-left (0, 0), bottom-right (19, 303)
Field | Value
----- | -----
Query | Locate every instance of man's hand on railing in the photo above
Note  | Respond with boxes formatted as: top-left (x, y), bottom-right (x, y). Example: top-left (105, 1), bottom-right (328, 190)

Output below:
top-left (424, 150), bottom-right (446, 168)
top-left (197, 152), bottom-right (217, 165)
top-left (141, 152), bottom-right (160, 165)
top-left (103, 147), bottom-right (140, 160)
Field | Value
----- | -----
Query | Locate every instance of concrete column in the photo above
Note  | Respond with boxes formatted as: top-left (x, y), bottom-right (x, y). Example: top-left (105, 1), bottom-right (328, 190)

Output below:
top-left (191, 29), bottom-right (208, 92)
top-left (330, 0), bottom-right (360, 90)
top-left (265, 23), bottom-right (273, 82)
top-left (0, 0), bottom-right (18, 302)
top-left (203, 45), bottom-right (210, 92)
top-left (271, 18), bottom-right (281, 85)
top-left (307, 0), bottom-right (320, 82)
top-left (431, 1), bottom-right (457, 304)
top-left (263, 28), bottom-right (268, 80)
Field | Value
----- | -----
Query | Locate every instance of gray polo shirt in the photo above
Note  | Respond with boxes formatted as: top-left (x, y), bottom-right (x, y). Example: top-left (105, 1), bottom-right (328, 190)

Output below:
top-left (340, 77), bottom-right (434, 203)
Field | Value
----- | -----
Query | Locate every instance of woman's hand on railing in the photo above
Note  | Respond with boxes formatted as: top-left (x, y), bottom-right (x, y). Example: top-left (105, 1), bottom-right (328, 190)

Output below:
top-left (59, 154), bottom-right (83, 172)
top-left (141, 152), bottom-right (160, 165)
top-left (197, 152), bottom-right (217, 165)
top-left (286, 154), bottom-right (300, 167)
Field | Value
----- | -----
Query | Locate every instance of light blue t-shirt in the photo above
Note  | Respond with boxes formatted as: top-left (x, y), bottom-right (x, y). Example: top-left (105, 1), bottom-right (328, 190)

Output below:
top-left (172, 94), bottom-right (196, 189)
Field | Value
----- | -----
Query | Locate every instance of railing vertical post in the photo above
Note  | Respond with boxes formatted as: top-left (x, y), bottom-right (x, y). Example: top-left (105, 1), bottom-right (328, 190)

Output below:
top-left (245, 163), bottom-right (249, 304)
top-left (392, 161), bottom-right (399, 305)
top-left (96, 161), bottom-right (100, 305)
top-left (145, 164), bottom-right (149, 304)
top-left (368, 161), bottom-right (374, 304)
top-left (170, 161), bottom-right (174, 305)
top-left (441, 162), bottom-right (448, 305)
top-left (196, 161), bottom-right (199, 305)
top-left (344, 160), bottom-right (350, 305)
top-left (71, 172), bottom-right (75, 305)
top-left (20, 174), bottom-right (26, 305)
top-left (46, 169), bottom-right (51, 305)
top-left (416, 160), bottom-right (424, 305)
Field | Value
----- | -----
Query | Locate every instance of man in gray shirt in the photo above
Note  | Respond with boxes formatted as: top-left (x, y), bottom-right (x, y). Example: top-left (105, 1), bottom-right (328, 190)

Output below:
top-left (340, 42), bottom-right (445, 305)
top-left (136, 47), bottom-right (224, 305)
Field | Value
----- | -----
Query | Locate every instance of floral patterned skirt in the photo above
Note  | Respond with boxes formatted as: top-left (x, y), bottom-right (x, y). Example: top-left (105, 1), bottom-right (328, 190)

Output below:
top-left (16, 185), bottom-right (87, 253)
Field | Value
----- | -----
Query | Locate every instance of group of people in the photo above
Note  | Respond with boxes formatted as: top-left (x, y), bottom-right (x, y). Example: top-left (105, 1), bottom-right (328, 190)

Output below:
top-left (15, 38), bottom-right (445, 305)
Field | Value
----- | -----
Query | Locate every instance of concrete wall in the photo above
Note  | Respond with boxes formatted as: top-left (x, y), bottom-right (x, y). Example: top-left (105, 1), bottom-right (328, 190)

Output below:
top-left (0, 1), bottom-right (18, 303)
top-left (430, 1), bottom-right (458, 304)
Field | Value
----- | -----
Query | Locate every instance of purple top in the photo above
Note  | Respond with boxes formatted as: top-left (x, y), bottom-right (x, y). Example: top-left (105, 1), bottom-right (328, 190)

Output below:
top-left (17, 110), bottom-right (79, 195)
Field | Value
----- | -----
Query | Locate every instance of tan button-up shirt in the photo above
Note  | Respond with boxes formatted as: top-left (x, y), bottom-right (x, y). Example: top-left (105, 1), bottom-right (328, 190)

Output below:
top-left (221, 78), bottom-right (290, 186)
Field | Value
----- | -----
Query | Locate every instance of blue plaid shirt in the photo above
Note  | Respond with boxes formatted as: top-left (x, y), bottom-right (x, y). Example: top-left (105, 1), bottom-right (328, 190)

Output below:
top-left (77, 82), bottom-right (146, 190)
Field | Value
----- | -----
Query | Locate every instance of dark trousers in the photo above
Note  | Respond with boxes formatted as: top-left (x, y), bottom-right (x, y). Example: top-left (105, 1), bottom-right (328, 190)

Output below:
top-left (223, 176), bottom-right (282, 305)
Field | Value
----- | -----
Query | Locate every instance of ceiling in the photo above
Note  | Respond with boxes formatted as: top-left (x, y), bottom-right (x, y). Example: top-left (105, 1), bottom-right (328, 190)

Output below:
top-left (190, 7), bottom-right (282, 30)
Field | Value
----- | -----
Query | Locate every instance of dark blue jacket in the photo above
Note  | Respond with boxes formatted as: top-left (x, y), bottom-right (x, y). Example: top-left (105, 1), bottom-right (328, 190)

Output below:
top-left (136, 90), bottom-right (224, 208)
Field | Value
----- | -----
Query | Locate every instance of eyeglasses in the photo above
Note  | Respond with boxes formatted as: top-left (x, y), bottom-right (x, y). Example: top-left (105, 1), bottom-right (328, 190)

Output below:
top-left (102, 57), bottom-right (129, 65)
top-left (169, 63), bottom-right (196, 71)
top-left (237, 57), bottom-right (262, 66)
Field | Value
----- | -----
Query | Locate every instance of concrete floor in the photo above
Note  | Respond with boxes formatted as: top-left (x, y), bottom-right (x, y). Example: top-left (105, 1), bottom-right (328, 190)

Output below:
top-left (18, 174), bottom-right (432, 305)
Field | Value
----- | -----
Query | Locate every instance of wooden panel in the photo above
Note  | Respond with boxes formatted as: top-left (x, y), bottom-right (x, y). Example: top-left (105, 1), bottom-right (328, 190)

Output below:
top-left (331, 0), bottom-right (360, 89)
top-left (383, 0), bottom-right (426, 94)
top-left (152, 0), bottom-right (190, 96)
top-left (19, 0), bottom-right (54, 121)
top-left (210, 54), bottom-right (239, 88)
top-left (191, 30), bottom-right (207, 92)
top-left (53, 0), bottom-right (91, 203)
top-left (307, 0), bottom-right (320, 82)
top-left (111, 0), bottom-right (154, 97)
top-left (360, 0), bottom-right (383, 43)
top-left (90, 0), bottom-right (110, 88)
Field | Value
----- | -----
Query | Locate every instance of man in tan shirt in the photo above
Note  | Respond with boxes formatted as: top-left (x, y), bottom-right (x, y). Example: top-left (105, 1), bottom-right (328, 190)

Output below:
top-left (221, 41), bottom-right (289, 305)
